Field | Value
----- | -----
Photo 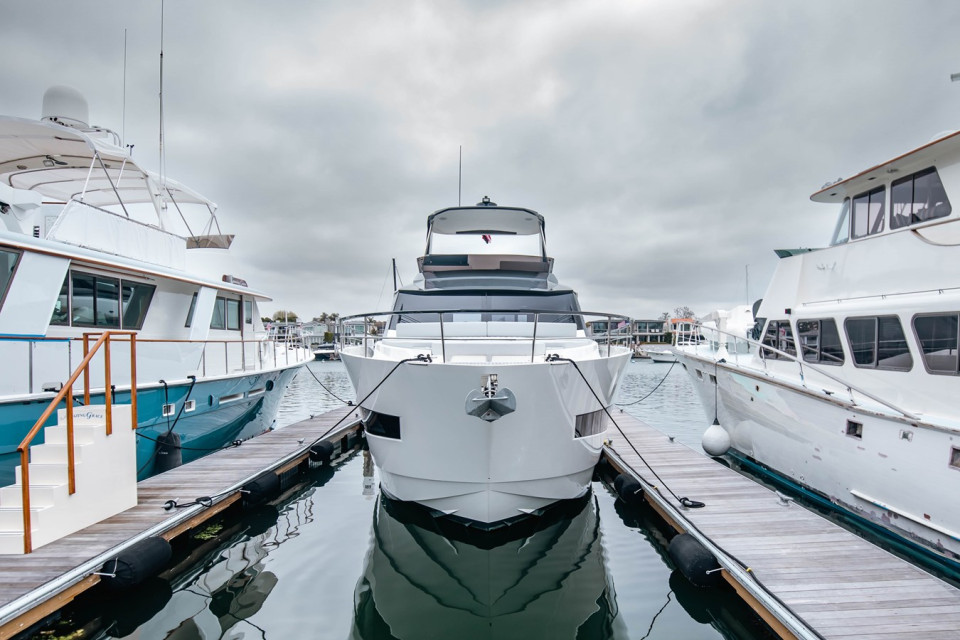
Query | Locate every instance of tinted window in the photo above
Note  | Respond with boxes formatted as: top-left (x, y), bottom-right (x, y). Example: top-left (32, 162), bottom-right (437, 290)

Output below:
top-left (70, 273), bottom-right (96, 325)
top-left (51, 273), bottom-right (69, 326)
top-left (797, 319), bottom-right (844, 365)
top-left (913, 314), bottom-right (959, 373)
top-left (761, 320), bottom-right (796, 359)
top-left (226, 299), bottom-right (241, 330)
top-left (185, 292), bottom-right (198, 328)
top-left (210, 297), bottom-right (226, 330)
top-left (244, 300), bottom-right (253, 325)
top-left (391, 290), bottom-right (583, 329)
top-left (121, 282), bottom-right (155, 330)
top-left (851, 187), bottom-right (885, 240)
top-left (891, 167), bottom-right (952, 230)
top-left (845, 316), bottom-right (912, 370)
top-left (829, 198), bottom-right (851, 246)
top-left (95, 277), bottom-right (120, 328)
top-left (0, 248), bottom-right (20, 310)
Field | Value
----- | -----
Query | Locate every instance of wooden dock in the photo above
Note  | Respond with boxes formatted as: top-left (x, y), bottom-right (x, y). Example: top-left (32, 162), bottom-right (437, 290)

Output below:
top-left (604, 410), bottom-right (960, 640)
top-left (0, 406), bottom-right (361, 639)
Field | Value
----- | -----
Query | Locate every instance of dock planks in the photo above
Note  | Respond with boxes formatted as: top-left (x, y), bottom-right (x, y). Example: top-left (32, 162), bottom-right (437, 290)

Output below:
top-left (0, 406), bottom-right (360, 638)
top-left (605, 411), bottom-right (960, 640)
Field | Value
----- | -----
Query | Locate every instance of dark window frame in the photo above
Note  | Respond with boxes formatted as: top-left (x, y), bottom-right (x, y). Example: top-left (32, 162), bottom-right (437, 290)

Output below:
top-left (890, 166), bottom-right (952, 230)
top-left (844, 315), bottom-right (913, 371)
top-left (912, 312), bottom-right (960, 375)
top-left (761, 320), bottom-right (797, 359)
top-left (185, 292), bottom-right (198, 328)
top-left (797, 318), bottom-right (845, 365)
top-left (850, 186), bottom-right (886, 240)
top-left (0, 247), bottom-right (22, 313)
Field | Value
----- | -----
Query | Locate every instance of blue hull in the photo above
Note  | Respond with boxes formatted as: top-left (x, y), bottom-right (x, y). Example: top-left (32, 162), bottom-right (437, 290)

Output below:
top-left (0, 367), bottom-right (302, 485)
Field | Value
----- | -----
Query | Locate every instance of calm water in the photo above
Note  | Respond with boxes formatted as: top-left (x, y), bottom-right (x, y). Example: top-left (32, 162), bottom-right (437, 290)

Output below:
top-left (45, 360), bottom-right (778, 639)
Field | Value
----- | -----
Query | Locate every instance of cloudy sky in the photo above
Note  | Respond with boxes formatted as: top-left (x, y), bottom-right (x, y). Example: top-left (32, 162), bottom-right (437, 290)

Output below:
top-left (3, 1), bottom-right (960, 320)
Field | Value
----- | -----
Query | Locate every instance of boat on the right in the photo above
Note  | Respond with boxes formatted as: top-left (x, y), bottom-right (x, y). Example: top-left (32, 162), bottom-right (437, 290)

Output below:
top-left (676, 129), bottom-right (960, 572)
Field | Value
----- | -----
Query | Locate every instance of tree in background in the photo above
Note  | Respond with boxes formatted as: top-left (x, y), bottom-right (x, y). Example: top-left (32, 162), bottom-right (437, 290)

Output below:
top-left (272, 310), bottom-right (299, 322)
top-left (660, 306), bottom-right (697, 321)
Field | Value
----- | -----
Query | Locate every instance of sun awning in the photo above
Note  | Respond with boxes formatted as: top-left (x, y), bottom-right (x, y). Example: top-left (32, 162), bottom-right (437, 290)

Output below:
top-left (0, 116), bottom-right (215, 210)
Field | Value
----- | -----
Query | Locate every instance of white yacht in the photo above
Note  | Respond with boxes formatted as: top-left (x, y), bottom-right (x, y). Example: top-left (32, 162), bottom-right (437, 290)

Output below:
top-left (676, 129), bottom-right (960, 571)
top-left (0, 87), bottom-right (310, 484)
top-left (340, 198), bottom-right (632, 526)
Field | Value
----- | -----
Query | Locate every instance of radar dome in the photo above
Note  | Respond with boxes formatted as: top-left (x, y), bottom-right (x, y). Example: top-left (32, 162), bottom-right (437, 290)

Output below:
top-left (41, 86), bottom-right (89, 128)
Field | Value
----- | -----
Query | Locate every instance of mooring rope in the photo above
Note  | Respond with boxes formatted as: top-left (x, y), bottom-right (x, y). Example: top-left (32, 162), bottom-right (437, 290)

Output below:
top-left (546, 354), bottom-right (704, 509)
top-left (615, 359), bottom-right (678, 406)
top-left (303, 362), bottom-right (353, 405)
top-left (162, 354), bottom-right (432, 510)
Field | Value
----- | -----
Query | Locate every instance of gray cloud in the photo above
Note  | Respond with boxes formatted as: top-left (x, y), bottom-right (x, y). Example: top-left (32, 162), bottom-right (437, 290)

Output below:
top-left (3, 0), bottom-right (959, 321)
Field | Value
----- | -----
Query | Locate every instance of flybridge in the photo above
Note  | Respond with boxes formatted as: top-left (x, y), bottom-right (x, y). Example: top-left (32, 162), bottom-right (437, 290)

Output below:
top-left (419, 197), bottom-right (551, 276)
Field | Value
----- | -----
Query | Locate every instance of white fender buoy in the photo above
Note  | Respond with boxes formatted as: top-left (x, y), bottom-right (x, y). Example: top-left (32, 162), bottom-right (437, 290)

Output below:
top-left (701, 421), bottom-right (731, 457)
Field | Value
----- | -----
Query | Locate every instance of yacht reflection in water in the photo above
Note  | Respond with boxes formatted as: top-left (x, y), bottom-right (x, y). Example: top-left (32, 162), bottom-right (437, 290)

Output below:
top-left (351, 492), bottom-right (623, 640)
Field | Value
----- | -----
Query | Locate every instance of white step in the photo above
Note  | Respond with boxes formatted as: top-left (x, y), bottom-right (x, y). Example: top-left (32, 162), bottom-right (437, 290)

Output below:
top-left (0, 505), bottom-right (48, 530)
top-left (29, 442), bottom-right (91, 465)
top-left (0, 483), bottom-right (68, 508)
top-left (0, 532), bottom-right (35, 555)
top-left (43, 424), bottom-right (105, 446)
top-left (15, 463), bottom-right (68, 486)
top-left (0, 403), bottom-right (137, 554)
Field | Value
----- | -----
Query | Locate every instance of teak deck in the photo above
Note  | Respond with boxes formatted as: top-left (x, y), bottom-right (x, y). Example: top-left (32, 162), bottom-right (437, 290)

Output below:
top-left (0, 406), bottom-right (361, 638)
top-left (604, 411), bottom-right (960, 640)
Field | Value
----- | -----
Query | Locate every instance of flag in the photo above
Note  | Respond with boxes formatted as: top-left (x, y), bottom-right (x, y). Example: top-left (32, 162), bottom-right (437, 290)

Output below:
top-left (482, 234), bottom-right (492, 244)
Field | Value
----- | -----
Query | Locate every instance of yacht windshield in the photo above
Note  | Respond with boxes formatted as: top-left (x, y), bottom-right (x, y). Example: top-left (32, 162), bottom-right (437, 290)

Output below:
top-left (428, 232), bottom-right (542, 256)
top-left (391, 290), bottom-right (583, 329)
top-left (829, 198), bottom-right (850, 246)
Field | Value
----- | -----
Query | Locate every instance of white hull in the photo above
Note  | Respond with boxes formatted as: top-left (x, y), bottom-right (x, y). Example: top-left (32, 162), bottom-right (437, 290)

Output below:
top-left (341, 347), bottom-right (631, 524)
top-left (646, 348), bottom-right (677, 363)
top-left (679, 350), bottom-right (960, 566)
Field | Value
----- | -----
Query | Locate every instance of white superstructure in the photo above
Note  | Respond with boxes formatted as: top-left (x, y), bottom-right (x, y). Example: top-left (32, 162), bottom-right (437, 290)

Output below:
top-left (340, 198), bottom-right (631, 526)
top-left (677, 129), bottom-right (960, 570)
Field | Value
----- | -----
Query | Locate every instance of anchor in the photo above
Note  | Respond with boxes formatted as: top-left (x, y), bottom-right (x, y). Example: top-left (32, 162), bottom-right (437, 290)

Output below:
top-left (464, 374), bottom-right (516, 422)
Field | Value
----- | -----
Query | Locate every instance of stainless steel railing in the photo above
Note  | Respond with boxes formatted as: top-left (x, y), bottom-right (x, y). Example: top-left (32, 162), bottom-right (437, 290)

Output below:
top-left (337, 309), bottom-right (632, 363)
top-left (679, 322), bottom-right (920, 421)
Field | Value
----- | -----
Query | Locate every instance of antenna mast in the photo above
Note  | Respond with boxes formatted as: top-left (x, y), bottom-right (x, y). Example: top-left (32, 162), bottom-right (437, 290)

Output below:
top-left (122, 28), bottom-right (127, 147)
top-left (392, 258), bottom-right (398, 293)
top-left (158, 0), bottom-right (165, 189)
top-left (458, 145), bottom-right (462, 206)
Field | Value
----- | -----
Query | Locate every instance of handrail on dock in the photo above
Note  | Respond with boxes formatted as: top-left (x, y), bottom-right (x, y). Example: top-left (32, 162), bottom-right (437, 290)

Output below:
top-left (16, 331), bottom-right (138, 554)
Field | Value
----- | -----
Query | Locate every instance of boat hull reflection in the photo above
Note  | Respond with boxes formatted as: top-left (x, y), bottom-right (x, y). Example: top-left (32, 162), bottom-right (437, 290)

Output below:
top-left (351, 492), bottom-right (622, 639)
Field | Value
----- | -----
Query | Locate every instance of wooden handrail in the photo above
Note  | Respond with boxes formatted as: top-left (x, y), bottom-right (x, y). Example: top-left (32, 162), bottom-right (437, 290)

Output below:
top-left (16, 330), bottom-right (138, 554)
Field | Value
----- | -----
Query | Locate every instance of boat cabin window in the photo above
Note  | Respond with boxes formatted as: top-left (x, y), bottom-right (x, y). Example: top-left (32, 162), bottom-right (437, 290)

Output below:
top-left (211, 297), bottom-right (226, 330)
top-left (244, 300), bottom-right (253, 325)
top-left (850, 186), bottom-right (885, 240)
top-left (844, 316), bottom-right (912, 370)
top-left (185, 292), bottom-right (198, 328)
top-left (797, 319), bottom-right (844, 365)
top-left (429, 232), bottom-right (542, 257)
top-left (761, 320), bottom-right (796, 359)
top-left (391, 290), bottom-right (583, 329)
top-left (829, 199), bottom-right (851, 246)
top-left (891, 167), bottom-right (951, 230)
top-left (0, 248), bottom-right (21, 311)
top-left (50, 270), bottom-right (156, 329)
top-left (226, 299), bottom-right (241, 330)
top-left (121, 282), bottom-right (156, 330)
top-left (913, 313), bottom-right (959, 374)
top-left (210, 296), bottom-right (242, 331)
